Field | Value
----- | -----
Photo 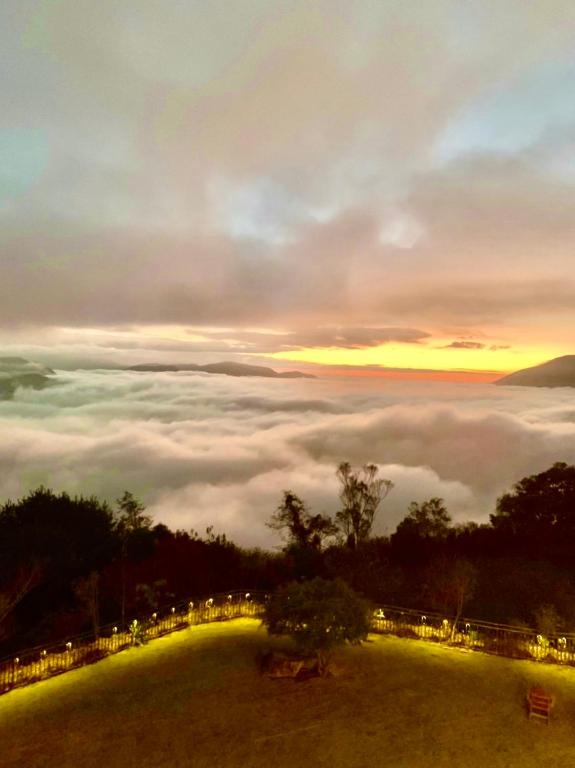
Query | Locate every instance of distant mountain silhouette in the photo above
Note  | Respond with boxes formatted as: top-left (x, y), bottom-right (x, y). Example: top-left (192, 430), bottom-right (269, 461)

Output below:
top-left (0, 357), bottom-right (55, 375)
top-left (0, 357), bottom-right (57, 399)
top-left (127, 361), bottom-right (316, 379)
top-left (496, 356), bottom-right (575, 388)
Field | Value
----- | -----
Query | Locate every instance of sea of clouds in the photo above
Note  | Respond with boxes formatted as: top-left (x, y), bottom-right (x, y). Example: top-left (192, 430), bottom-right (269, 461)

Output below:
top-left (1, 370), bottom-right (575, 548)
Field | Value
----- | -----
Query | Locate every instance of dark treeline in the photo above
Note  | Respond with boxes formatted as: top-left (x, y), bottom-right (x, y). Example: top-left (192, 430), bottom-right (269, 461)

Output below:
top-left (2, 461), bottom-right (575, 653)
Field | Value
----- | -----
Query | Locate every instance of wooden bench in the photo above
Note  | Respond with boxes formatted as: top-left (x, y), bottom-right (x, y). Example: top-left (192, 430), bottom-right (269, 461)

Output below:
top-left (527, 687), bottom-right (554, 724)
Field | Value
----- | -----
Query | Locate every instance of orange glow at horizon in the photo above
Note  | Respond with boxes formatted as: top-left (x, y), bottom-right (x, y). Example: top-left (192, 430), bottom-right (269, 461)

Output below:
top-left (267, 340), bottom-right (561, 379)
top-left (292, 366), bottom-right (503, 383)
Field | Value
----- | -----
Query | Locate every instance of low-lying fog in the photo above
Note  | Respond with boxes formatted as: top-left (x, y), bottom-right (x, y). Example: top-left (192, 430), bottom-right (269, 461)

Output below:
top-left (2, 369), bottom-right (574, 547)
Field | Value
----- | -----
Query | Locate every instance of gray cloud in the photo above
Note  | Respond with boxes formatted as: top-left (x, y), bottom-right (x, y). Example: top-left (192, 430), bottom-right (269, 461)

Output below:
top-left (442, 341), bottom-right (486, 350)
top-left (191, 326), bottom-right (431, 352)
top-left (2, 2), bottom-right (575, 343)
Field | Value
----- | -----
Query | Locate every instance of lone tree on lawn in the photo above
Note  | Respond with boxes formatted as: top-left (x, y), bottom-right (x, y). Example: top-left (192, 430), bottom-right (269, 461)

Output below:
top-left (336, 462), bottom-right (393, 548)
top-left (263, 577), bottom-right (371, 676)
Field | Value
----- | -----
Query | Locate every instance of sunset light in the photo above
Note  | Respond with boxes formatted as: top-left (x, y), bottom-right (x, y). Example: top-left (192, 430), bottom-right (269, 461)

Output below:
top-left (268, 341), bottom-right (554, 378)
top-left (4, 3), bottom-right (575, 766)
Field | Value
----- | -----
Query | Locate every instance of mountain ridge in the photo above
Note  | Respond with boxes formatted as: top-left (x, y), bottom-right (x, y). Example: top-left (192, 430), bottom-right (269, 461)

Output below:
top-left (496, 355), bottom-right (575, 388)
top-left (126, 361), bottom-right (316, 379)
top-left (0, 357), bottom-right (57, 399)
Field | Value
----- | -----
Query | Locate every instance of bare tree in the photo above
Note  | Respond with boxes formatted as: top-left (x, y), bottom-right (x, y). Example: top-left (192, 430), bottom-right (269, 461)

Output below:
top-left (336, 462), bottom-right (393, 547)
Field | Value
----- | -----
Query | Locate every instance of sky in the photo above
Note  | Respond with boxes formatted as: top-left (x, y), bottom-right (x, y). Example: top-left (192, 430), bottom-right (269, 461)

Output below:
top-left (2, 2), bottom-right (575, 543)
top-left (2, 0), bottom-right (575, 378)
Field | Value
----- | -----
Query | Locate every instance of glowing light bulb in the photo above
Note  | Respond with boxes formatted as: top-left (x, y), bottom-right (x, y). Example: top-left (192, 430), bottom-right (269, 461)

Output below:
top-left (66, 642), bottom-right (72, 651)
top-left (171, 607), bottom-right (175, 614)
top-left (113, 626), bottom-right (118, 634)
top-left (189, 602), bottom-right (194, 610)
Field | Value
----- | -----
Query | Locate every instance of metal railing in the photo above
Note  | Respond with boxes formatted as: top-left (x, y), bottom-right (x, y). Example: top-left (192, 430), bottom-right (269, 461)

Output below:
top-left (371, 604), bottom-right (575, 664)
top-left (3, 594), bottom-right (575, 697)
top-left (0, 590), bottom-right (266, 696)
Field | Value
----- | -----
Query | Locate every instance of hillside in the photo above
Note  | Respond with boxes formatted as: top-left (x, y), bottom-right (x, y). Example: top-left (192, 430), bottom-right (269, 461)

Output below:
top-left (0, 357), bottom-right (56, 399)
top-left (496, 356), bottom-right (575, 388)
top-left (127, 361), bottom-right (316, 379)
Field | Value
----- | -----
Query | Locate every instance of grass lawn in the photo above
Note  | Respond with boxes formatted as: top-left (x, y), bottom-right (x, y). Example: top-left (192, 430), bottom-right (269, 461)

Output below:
top-left (2, 618), bottom-right (575, 768)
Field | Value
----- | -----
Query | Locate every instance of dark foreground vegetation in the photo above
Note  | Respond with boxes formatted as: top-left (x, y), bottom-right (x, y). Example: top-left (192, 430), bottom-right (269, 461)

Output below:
top-left (2, 461), bottom-right (575, 654)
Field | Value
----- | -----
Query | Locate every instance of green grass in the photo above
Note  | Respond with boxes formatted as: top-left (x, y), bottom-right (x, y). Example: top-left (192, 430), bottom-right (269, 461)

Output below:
top-left (2, 618), bottom-right (575, 768)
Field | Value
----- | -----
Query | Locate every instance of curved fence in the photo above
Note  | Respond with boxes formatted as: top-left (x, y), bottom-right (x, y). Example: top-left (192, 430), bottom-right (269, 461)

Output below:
top-left (372, 604), bottom-right (575, 665)
top-left (0, 590), bottom-right (265, 696)
top-left (3, 595), bottom-right (575, 696)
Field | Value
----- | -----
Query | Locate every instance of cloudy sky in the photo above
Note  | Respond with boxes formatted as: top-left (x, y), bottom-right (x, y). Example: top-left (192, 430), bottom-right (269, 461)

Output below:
top-left (2, 2), bottom-right (575, 542)
top-left (2, 0), bottom-right (575, 377)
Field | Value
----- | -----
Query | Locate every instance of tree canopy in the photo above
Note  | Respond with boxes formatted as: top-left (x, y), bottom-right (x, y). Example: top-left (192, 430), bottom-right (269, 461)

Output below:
top-left (0, 487), bottom-right (116, 640)
top-left (267, 491), bottom-right (338, 551)
top-left (263, 577), bottom-right (371, 674)
top-left (491, 462), bottom-right (575, 557)
top-left (394, 498), bottom-right (452, 540)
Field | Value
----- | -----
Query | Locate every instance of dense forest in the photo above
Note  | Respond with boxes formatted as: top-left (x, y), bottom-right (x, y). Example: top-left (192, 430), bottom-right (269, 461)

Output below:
top-left (2, 461), bottom-right (575, 654)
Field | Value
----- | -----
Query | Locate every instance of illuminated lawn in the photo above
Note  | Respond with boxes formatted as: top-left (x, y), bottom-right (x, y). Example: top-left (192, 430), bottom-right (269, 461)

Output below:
top-left (2, 619), bottom-right (575, 768)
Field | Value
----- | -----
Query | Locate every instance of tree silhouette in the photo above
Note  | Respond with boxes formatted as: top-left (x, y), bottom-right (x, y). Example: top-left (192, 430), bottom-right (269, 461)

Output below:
top-left (395, 498), bottom-right (451, 540)
top-left (114, 491), bottom-right (151, 628)
top-left (491, 462), bottom-right (575, 561)
top-left (267, 491), bottom-right (337, 551)
top-left (336, 462), bottom-right (393, 548)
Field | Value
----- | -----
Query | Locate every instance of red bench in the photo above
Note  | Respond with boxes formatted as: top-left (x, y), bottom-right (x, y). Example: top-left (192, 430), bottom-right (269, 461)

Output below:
top-left (527, 687), bottom-right (554, 724)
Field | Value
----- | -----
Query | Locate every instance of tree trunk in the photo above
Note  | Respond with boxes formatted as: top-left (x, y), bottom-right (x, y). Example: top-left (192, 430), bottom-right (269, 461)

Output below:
top-left (450, 592), bottom-right (465, 643)
top-left (89, 571), bottom-right (100, 639)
